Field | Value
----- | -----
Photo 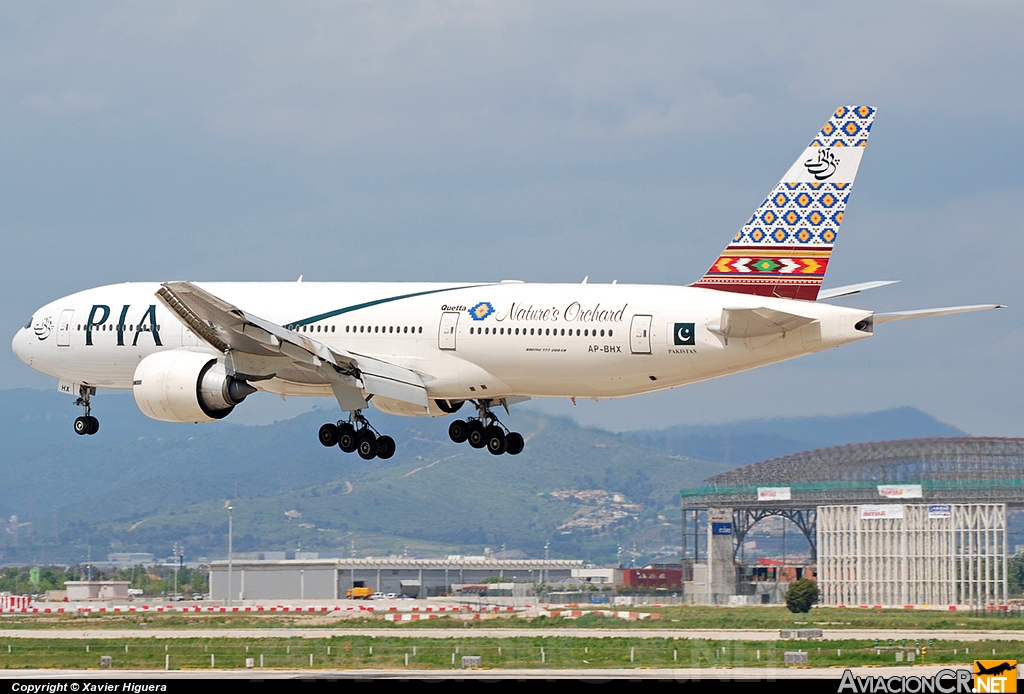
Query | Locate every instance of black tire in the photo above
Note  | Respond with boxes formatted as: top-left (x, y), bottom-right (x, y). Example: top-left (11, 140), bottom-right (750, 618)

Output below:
top-left (377, 435), bottom-right (396, 460)
top-left (448, 419), bottom-right (469, 444)
top-left (74, 416), bottom-right (90, 436)
top-left (505, 432), bottom-right (525, 455)
top-left (487, 429), bottom-right (507, 456)
top-left (87, 416), bottom-right (99, 435)
top-left (338, 423), bottom-right (357, 453)
top-left (357, 430), bottom-right (378, 460)
top-left (467, 420), bottom-right (487, 449)
top-left (318, 423), bottom-right (339, 447)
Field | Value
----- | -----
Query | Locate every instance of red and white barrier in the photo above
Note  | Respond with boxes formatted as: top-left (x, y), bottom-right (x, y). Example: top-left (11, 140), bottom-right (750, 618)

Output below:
top-left (2, 602), bottom-right (525, 615)
top-left (0, 595), bottom-right (31, 611)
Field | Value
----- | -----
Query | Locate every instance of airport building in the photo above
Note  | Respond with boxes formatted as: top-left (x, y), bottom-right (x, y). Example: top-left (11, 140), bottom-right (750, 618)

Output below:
top-left (210, 556), bottom-right (582, 601)
top-left (681, 438), bottom-right (1024, 606)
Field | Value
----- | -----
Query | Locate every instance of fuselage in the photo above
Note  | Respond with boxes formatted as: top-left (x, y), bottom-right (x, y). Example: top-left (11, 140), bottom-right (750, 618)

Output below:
top-left (12, 280), bottom-right (873, 413)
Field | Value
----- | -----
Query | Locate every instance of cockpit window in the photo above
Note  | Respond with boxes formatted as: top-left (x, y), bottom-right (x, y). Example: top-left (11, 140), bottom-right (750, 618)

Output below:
top-left (24, 318), bottom-right (32, 329)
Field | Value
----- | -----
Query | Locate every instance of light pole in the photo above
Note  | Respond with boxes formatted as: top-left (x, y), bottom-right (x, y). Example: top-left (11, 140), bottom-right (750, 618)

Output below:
top-left (227, 505), bottom-right (234, 608)
top-left (172, 542), bottom-right (179, 600)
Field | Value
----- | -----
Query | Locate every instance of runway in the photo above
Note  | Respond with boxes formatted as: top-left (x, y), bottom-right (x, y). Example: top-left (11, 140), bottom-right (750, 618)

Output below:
top-left (0, 664), bottom-right (981, 680)
top-left (0, 628), bottom-right (1021, 641)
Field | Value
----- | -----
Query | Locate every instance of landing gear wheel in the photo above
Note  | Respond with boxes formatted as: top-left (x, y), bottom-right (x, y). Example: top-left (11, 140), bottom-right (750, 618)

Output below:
top-left (448, 420), bottom-right (469, 444)
top-left (318, 423), bottom-right (339, 447)
top-left (73, 386), bottom-right (99, 436)
top-left (377, 435), bottom-right (396, 460)
top-left (486, 428), bottom-right (507, 456)
top-left (505, 432), bottom-right (524, 455)
top-left (467, 420), bottom-right (487, 449)
top-left (338, 423), bottom-right (357, 453)
top-left (356, 430), bottom-right (378, 460)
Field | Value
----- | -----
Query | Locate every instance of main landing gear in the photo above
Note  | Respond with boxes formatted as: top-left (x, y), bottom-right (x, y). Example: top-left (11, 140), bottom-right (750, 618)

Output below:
top-left (73, 385), bottom-right (99, 436)
top-left (448, 400), bottom-right (524, 456)
top-left (318, 410), bottom-right (395, 461)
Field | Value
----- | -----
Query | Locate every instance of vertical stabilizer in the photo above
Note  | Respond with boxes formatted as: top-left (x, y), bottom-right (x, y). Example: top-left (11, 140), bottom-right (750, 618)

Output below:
top-left (692, 105), bottom-right (875, 301)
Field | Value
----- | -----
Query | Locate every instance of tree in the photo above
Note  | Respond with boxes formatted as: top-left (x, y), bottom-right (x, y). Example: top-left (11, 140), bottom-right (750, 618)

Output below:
top-left (1008, 553), bottom-right (1024, 597)
top-left (785, 578), bottom-right (819, 613)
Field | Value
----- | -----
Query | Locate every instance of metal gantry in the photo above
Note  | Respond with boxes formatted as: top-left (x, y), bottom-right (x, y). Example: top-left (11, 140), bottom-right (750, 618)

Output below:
top-left (817, 503), bottom-right (1007, 607)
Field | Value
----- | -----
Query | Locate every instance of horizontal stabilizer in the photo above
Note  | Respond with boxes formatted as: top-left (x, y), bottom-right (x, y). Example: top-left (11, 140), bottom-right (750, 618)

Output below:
top-left (710, 306), bottom-right (816, 341)
top-left (817, 280), bottom-right (899, 301)
top-left (874, 304), bottom-right (1005, 324)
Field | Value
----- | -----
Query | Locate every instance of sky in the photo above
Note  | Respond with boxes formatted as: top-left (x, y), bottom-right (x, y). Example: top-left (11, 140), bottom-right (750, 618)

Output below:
top-left (2, 1), bottom-right (1021, 434)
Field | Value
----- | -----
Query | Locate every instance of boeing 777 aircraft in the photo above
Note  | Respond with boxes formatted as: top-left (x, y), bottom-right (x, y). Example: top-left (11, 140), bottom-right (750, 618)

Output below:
top-left (11, 106), bottom-right (1001, 460)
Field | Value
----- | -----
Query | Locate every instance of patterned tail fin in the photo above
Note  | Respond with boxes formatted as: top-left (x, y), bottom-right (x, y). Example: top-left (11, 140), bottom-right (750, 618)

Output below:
top-left (692, 105), bottom-right (876, 301)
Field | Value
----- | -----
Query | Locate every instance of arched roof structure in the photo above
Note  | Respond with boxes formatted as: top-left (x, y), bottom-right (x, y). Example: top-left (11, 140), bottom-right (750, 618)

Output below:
top-left (705, 438), bottom-right (1024, 488)
top-left (682, 438), bottom-right (1024, 510)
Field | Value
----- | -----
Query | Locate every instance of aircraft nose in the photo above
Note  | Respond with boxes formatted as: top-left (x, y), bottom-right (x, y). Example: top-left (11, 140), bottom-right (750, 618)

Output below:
top-left (12, 327), bottom-right (31, 365)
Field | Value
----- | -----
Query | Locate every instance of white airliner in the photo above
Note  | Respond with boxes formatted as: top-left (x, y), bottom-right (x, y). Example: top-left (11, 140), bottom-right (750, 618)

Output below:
top-left (11, 106), bottom-right (1001, 459)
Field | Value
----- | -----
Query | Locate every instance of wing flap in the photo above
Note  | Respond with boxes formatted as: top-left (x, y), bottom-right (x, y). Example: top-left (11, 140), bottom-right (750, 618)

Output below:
top-left (157, 281), bottom-right (429, 409)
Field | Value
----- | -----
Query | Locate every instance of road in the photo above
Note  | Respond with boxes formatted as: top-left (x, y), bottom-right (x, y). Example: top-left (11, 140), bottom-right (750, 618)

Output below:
top-left (0, 628), bottom-right (1021, 641)
top-left (0, 665), bottom-right (984, 680)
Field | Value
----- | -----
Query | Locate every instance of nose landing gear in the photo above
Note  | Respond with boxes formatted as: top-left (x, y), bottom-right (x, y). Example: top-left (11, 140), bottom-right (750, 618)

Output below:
top-left (448, 400), bottom-right (524, 456)
top-left (318, 410), bottom-right (395, 460)
top-left (73, 386), bottom-right (99, 436)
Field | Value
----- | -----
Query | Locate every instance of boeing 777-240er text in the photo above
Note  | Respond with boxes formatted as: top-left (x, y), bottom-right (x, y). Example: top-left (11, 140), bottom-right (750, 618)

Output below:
top-left (12, 106), bottom-right (1002, 459)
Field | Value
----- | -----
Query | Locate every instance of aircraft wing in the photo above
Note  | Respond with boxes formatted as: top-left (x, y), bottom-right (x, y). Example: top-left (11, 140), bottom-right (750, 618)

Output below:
top-left (873, 304), bottom-right (1005, 323)
top-left (710, 306), bottom-right (817, 341)
top-left (155, 282), bottom-right (428, 410)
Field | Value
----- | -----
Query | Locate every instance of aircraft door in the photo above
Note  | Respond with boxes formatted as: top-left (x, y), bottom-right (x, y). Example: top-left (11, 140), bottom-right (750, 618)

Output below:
top-left (56, 309), bottom-right (74, 347)
top-left (629, 314), bottom-right (652, 354)
top-left (438, 312), bottom-right (460, 350)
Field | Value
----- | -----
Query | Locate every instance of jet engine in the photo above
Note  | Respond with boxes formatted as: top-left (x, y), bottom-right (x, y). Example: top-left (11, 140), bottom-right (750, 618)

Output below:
top-left (132, 349), bottom-right (257, 423)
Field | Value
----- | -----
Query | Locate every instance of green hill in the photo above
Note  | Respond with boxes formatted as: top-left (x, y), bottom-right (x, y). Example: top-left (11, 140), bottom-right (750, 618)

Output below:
top-left (0, 389), bottom-right (972, 566)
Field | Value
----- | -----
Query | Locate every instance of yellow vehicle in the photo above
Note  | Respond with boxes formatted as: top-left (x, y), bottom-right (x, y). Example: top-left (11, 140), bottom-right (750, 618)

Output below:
top-left (346, 586), bottom-right (373, 599)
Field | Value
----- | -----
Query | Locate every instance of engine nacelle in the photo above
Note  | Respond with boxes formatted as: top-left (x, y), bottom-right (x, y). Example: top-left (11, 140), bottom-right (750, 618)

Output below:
top-left (133, 350), bottom-right (256, 423)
